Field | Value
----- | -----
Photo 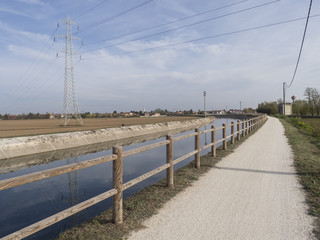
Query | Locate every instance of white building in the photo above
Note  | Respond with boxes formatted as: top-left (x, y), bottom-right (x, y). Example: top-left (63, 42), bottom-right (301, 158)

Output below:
top-left (278, 103), bottom-right (292, 115)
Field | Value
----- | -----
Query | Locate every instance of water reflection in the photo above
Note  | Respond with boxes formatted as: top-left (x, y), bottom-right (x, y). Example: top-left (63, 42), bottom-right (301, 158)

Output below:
top-left (0, 118), bottom-right (239, 239)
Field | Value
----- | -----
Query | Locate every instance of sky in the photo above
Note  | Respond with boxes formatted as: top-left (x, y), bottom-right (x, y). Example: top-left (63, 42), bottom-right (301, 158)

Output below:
top-left (0, 0), bottom-right (319, 114)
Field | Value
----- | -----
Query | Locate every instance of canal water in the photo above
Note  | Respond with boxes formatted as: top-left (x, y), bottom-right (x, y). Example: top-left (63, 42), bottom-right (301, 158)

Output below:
top-left (0, 118), bottom-right (238, 239)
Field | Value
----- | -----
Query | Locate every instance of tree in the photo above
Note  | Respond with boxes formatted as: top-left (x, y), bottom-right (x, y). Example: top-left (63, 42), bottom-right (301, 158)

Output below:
top-left (257, 101), bottom-right (278, 115)
top-left (304, 87), bottom-right (320, 116)
top-left (292, 100), bottom-right (310, 115)
top-left (154, 108), bottom-right (162, 113)
top-left (243, 108), bottom-right (255, 113)
top-left (81, 112), bottom-right (91, 118)
top-left (27, 112), bottom-right (35, 119)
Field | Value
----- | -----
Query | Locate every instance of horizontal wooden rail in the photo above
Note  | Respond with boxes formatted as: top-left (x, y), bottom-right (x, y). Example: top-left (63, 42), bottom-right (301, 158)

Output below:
top-left (216, 138), bottom-right (224, 144)
top-left (201, 142), bottom-right (214, 151)
top-left (1, 114), bottom-right (267, 239)
top-left (226, 134), bottom-right (233, 139)
top-left (0, 154), bottom-right (117, 191)
top-left (2, 188), bottom-right (117, 240)
top-left (200, 128), bottom-right (213, 134)
top-left (123, 140), bottom-right (169, 157)
top-left (173, 132), bottom-right (197, 142)
top-left (123, 163), bottom-right (170, 191)
top-left (173, 150), bottom-right (198, 165)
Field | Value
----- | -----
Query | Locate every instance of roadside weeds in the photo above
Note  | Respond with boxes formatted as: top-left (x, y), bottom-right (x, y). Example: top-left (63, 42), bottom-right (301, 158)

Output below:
top-left (280, 118), bottom-right (320, 239)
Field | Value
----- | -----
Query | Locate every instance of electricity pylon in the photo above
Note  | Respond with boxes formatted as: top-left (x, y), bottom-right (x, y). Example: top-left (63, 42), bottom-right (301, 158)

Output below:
top-left (56, 15), bottom-right (83, 126)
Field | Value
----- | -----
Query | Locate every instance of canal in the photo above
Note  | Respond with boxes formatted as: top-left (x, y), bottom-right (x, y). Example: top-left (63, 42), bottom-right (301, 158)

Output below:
top-left (0, 118), bottom-right (238, 239)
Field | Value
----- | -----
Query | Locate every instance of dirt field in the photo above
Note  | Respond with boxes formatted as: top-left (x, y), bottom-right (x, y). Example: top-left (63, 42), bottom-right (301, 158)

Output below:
top-left (0, 117), bottom-right (198, 138)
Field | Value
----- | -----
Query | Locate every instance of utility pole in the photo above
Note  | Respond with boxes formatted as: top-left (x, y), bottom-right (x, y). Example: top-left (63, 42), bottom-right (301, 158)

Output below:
top-left (56, 15), bottom-right (83, 126)
top-left (203, 91), bottom-right (207, 117)
top-left (240, 101), bottom-right (242, 111)
top-left (283, 82), bottom-right (286, 115)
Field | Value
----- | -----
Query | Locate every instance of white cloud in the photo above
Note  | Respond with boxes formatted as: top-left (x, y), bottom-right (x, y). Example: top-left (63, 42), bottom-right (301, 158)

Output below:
top-left (0, 20), bottom-right (51, 45)
top-left (7, 45), bottom-right (53, 60)
top-left (16, 0), bottom-right (46, 5)
top-left (0, 6), bottom-right (31, 18)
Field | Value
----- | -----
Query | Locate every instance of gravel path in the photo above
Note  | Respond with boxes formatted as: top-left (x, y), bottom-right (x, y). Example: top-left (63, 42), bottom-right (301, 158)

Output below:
top-left (128, 117), bottom-right (315, 240)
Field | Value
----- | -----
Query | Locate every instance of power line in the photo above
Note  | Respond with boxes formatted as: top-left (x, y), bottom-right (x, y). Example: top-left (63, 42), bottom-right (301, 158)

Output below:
top-left (73, 0), bottom-right (113, 19)
top-left (286, 0), bottom-right (312, 88)
top-left (83, 0), bottom-right (281, 53)
top-left (77, 0), bottom-right (155, 34)
top-left (1, 28), bottom-right (59, 107)
top-left (82, 13), bottom-right (320, 60)
top-left (84, 0), bottom-right (252, 46)
top-left (6, 68), bottom-right (64, 114)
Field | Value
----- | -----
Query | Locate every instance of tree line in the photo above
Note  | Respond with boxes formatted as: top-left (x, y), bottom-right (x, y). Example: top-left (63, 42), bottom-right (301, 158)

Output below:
top-left (257, 87), bottom-right (320, 116)
top-left (0, 109), bottom-right (195, 120)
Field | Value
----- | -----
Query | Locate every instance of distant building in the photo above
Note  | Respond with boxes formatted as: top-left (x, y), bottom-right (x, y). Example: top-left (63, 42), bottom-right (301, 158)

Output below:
top-left (140, 113), bottom-right (150, 117)
top-left (212, 110), bottom-right (226, 115)
top-left (124, 112), bottom-right (134, 117)
top-left (229, 109), bottom-right (243, 114)
top-left (278, 103), bottom-right (292, 115)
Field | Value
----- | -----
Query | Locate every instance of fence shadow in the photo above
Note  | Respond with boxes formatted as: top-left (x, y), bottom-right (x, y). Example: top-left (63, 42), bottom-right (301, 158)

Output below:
top-left (213, 166), bottom-right (297, 176)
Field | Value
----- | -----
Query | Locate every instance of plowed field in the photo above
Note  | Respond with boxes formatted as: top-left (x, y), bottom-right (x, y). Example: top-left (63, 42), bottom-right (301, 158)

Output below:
top-left (0, 117), bottom-right (198, 138)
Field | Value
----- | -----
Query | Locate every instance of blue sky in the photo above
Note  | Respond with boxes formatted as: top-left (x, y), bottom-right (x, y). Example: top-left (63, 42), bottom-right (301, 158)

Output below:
top-left (0, 0), bottom-right (319, 114)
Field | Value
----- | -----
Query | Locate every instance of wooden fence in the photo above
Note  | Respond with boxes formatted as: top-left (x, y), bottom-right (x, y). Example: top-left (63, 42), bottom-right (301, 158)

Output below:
top-left (0, 114), bottom-right (267, 240)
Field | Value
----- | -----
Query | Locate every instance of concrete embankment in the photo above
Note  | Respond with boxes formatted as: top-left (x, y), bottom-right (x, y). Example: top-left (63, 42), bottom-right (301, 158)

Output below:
top-left (0, 117), bottom-right (215, 160)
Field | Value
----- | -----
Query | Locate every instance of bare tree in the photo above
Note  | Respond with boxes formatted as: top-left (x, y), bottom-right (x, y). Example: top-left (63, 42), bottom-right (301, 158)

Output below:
top-left (304, 87), bottom-right (320, 116)
top-left (313, 89), bottom-right (320, 116)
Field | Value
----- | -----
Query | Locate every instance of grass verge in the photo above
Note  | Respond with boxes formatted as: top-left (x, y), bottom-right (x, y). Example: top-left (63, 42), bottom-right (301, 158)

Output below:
top-left (279, 118), bottom-right (320, 239)
top-left (58, 125), bottom-right (264, 240)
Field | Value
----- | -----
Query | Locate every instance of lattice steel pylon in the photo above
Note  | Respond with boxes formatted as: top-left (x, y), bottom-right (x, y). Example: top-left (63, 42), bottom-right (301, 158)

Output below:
top-left (56, 15), bottom-right (83, 126)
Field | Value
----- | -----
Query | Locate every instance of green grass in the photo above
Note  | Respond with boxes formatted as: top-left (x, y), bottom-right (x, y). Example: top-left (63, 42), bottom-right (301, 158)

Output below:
top-left (280, 118), bottom-right (320, 239)
top-left (58, 125), bottom-right (264, 240)
top-left (300, 118), bottom-right (320, 138)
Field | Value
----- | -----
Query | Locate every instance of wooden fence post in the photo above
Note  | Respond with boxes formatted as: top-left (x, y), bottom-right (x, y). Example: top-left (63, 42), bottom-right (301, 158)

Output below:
top-left (112, 146), bottom-right (123, 224)
top-left (231, 122), bottom-right (235, 144)
top-left (222, 124), bottom-right (227, 150)
top-left (237, 120), bottom-right (240, 141)
top-left (251, 118), bottom-right (254, 130)
top-left (195, 128), bottom-right (200, 169)
top-left (211, 125), bottom-right (216, 157)
top-left (242, 121), bottom-right (245, 137)
top-left (245, 120), bottom-right (248, 135)
top-left (166, 135), bottom-right (173, 188)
